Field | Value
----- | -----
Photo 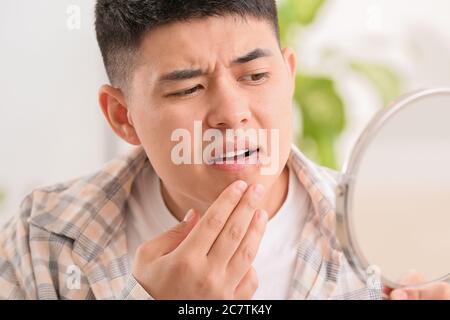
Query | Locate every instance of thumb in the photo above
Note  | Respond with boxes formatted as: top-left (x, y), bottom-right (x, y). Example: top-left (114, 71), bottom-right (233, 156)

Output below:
top-left (152, 209), bottom-right (199, 257)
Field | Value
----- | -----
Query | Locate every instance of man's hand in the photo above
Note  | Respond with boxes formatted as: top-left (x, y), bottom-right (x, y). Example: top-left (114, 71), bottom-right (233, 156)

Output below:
top-left (385, 271), bottom-right (450, 300)
top-left (132, 180), bottom-right (268, 300)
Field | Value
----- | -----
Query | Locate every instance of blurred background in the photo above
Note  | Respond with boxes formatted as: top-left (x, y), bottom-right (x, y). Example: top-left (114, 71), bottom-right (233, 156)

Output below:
top-left (1, 0), bottom-right (450, 224)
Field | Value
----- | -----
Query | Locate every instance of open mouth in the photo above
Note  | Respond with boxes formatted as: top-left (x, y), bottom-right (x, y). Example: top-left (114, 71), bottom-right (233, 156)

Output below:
top-left (211, 147), bottom-right (260, 164)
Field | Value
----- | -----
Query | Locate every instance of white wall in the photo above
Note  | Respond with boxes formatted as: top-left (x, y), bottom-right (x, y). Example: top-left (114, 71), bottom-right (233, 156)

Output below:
top-left (0, 1), bottom-right (121, 223)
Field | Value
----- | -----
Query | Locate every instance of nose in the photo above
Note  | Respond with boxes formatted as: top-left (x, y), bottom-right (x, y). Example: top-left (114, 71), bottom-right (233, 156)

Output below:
top-left (205, 81), bottom-right (252, 129)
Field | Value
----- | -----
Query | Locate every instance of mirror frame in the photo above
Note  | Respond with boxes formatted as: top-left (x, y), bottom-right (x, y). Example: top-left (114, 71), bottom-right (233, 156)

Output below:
top-left (336, 87), bottom-right (450, 289)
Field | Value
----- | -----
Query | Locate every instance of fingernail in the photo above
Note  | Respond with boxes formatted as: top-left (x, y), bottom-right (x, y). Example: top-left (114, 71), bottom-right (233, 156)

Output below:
top-left (235, 180), bottom-right (248, 193)
top-left (183, 209), bottom-right (195, 222)
top-left (253, 184), bottom-right (265, 200)
top-left (392, 290), bottom-right (408, 300)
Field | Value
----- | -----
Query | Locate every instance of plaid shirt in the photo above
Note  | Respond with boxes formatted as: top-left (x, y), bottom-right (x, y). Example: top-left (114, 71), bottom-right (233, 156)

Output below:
top-left (0, 145), bottom-right (382, 300)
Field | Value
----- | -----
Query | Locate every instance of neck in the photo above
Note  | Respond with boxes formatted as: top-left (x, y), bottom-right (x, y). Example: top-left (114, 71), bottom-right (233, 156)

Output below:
top-left (160, 166), bottom-right (290, 222)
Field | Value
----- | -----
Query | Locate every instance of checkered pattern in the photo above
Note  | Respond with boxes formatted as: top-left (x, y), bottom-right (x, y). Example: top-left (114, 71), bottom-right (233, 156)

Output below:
top-left (0, 146), bottom-right (382, 300)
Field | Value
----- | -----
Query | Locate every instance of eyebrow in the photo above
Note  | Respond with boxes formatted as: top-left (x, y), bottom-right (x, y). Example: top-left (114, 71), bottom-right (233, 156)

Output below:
top-left (158, 48), bottom-right (272, 83)
top-left (232, 48), bottom-right (273, 65)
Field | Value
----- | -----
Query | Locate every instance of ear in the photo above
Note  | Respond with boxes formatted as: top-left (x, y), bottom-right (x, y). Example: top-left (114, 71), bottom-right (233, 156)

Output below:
top-left (281, 47), bottom-right (297, 95)
top-left (98, 85), bottom-right (141, 146)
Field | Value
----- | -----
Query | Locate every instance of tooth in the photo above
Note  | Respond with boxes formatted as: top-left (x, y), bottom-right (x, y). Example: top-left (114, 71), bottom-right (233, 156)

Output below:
top-left (224, 151), bottom-right (236, 158)
top-left (226, 149), bottom-right (248, 158)
top-left (211, 149), bottom-right (250, 163)
top-left (236, 149), bottom-right (248, 157)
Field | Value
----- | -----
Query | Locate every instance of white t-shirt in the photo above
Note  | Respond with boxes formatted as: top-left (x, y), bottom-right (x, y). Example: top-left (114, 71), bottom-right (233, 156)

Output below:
top-left (125, 165), bottom-right (310, 300)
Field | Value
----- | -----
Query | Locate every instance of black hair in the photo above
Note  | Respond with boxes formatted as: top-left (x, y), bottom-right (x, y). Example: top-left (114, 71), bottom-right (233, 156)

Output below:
top-left (95, 0), bottom-right (279, 88)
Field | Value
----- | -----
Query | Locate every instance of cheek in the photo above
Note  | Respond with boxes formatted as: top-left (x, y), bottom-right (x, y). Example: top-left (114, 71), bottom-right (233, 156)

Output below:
top-left (134, 104), bottom-right (188, 143)
top-left (253, 85), bottom-right (294, 161)
top-left (133, 110), bottom-right (175, 162)
top-left (255, 73), bottom-right (293, 114)
top-left (134, 107), bottom-right (201, 169)
top-left (253, 81), bottom-right (294, 132)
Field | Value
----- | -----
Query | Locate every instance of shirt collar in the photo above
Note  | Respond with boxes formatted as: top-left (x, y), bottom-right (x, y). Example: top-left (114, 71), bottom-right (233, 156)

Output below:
top-left (28, 144), bottom-right (339, 262)
top-left (28, 146), bottom-right (149, 261)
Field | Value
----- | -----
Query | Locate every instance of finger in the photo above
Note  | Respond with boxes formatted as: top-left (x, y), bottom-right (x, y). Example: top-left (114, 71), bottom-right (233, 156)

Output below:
top-left (390, 289), bottom-right (409, 300)
top-left (227, 209), bottom-right (268, 285)
top-left (399, 270), bottom-right (426, 286)
top-left (207, 184), bottom-right (265, 265)
top-left (386, 270), bottom-right (426, 299)
top-left (233, 267), bottom-right (259, 300)
top-left (137, 209), bottom-right (199, 261)
top-left (180, 180), bottom-right (248, 255)
top-left (392, 282), bottom-right (450, 300)
top-left (383, 286), bottom-right (393, 298)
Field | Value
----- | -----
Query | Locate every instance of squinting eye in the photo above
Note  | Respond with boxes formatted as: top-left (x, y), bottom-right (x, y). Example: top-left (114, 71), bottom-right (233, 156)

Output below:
top-left (241, 72), bottom-right (269, 83)
top-left (170, 85), bottom-right (203, 97)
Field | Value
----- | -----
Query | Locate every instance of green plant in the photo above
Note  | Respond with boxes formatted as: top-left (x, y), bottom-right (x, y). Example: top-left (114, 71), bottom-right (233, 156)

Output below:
top-left (278, 0), bottom-right (402, 169)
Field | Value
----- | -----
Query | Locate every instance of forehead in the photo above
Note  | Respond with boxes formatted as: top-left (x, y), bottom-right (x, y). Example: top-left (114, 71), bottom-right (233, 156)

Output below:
top-left (136, 15), bottom-right (279, 75)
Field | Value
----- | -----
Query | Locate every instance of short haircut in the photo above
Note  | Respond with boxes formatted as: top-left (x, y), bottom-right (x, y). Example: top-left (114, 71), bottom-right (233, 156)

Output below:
top-left (95, 0), bottom-right (280, 88)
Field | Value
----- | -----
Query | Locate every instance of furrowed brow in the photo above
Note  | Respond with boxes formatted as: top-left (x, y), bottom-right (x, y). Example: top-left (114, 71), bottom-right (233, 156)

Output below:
top-left (232, 48), bottom-right (272, 65)
top-left (158, 69), bottom-right (205, 82)
top-left (157, 48), bottom-right (272, 83)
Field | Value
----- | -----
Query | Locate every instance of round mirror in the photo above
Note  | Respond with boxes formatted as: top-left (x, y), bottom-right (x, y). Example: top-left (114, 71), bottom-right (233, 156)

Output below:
top-left (336, 88), bottom-right (450, 289)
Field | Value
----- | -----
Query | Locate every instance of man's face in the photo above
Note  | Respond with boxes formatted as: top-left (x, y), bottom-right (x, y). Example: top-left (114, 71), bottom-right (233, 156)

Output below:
top-left (126, 15), bottom-right (296, 209)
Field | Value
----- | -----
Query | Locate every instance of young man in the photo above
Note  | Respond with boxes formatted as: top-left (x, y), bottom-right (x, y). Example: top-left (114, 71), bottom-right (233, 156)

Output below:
top-left (0, 0), bottom-right (448, 300)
